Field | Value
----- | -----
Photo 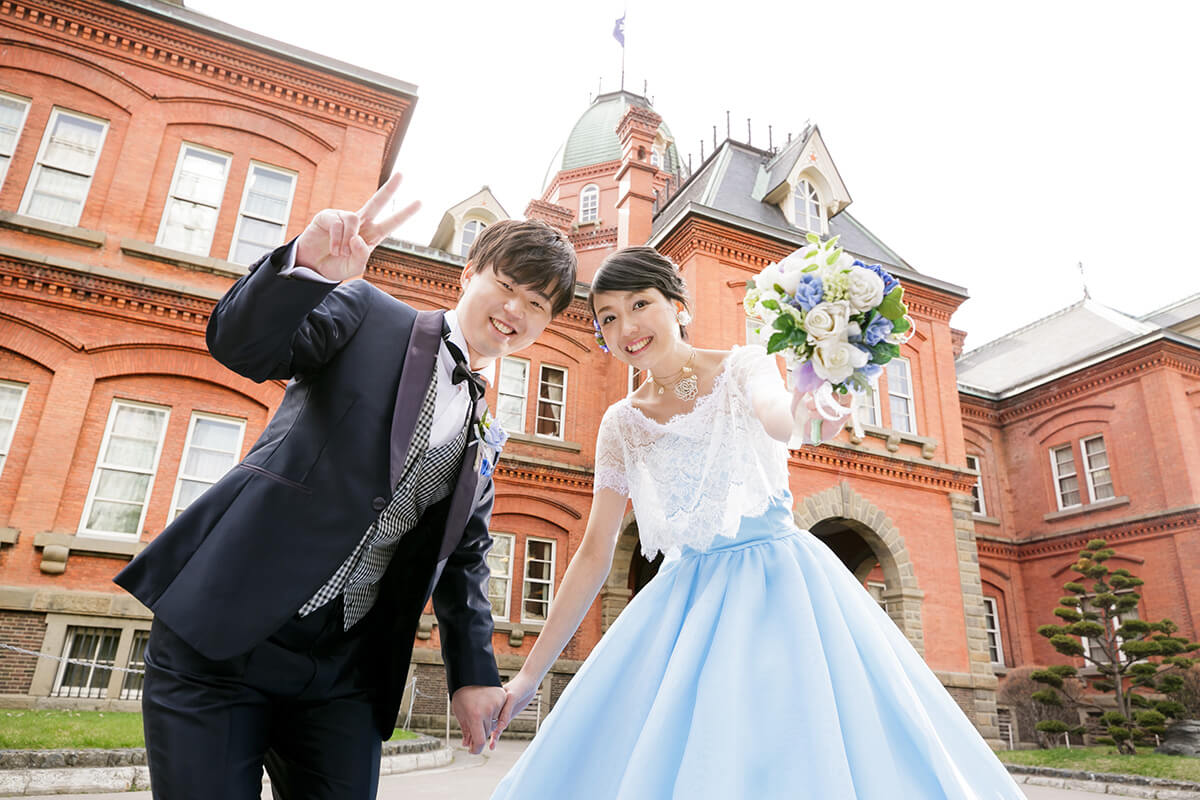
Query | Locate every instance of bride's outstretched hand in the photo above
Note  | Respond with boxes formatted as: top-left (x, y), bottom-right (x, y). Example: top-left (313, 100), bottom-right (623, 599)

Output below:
top-left (490, 672), bottom-right (539, 749)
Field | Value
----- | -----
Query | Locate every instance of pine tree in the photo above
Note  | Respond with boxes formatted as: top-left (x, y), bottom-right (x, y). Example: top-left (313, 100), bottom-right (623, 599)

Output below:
top-left (1034, 539), bottom-right (1199, 754)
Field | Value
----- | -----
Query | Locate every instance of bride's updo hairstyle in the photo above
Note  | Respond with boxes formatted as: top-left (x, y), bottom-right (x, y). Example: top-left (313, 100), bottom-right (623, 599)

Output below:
top-left (589, 246), bottom-right (691, 339)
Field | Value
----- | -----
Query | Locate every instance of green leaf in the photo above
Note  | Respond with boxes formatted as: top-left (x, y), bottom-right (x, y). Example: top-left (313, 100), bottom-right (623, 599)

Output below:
top-left (877, 287), bottom-right (908, 321)
top-left (761, 299), bottom-right (780, 311)
top-left (802, 264), bottom-right (819, 272)
top-left (891, 316), bottom-right (911, 334)
top-left (766, 332), bottom-right (789, 354)
top-left (805, 232), bottom-right (820, 244)
top-left (868, 341), bottom-right (900, 364)
top-left (773, 314), bottom-right (795, 332)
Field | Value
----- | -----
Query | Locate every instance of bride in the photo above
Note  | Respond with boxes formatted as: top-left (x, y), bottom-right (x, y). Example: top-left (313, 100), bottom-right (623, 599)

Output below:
top-left (487, 246), bottom-right (1025, 799)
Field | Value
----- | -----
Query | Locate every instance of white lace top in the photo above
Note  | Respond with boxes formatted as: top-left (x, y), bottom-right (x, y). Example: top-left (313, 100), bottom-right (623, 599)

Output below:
top-left (594, 345), bottom-right (791, 558)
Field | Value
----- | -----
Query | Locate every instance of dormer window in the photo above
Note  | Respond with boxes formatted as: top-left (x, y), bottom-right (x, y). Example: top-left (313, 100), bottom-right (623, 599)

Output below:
top-left (794, 179), bottom-right (822, 233)
top-left (460, 219), bottom-right (486, 258)
top-left (579, 184), bottom-right (599, 224)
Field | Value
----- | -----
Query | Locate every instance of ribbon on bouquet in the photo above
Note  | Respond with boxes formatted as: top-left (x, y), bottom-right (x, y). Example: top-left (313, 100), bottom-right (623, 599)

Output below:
top-left (787, 363), bottom-right (865, 448)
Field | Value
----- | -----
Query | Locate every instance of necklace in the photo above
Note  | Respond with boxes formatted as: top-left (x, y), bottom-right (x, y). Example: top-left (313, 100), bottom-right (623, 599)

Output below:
top-left (651, 349), bottom-right (699, 401)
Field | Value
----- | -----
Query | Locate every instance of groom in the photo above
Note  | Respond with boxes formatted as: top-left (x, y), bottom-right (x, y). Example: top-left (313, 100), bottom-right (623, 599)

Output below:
top-left (114, 174), bottom-right (578, 799)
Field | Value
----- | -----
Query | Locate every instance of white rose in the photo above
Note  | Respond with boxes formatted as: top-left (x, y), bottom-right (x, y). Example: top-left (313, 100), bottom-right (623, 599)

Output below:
top-left (846, 267), bottom-right (885, 313)
top-left (811, 340), bottom-right (870, 384)
top-left (803, 300), bottom-right (851, 341)
top-left (776, 268), bottom-right (803, 296)
top-left (756, 263), bottom-right (784, 294)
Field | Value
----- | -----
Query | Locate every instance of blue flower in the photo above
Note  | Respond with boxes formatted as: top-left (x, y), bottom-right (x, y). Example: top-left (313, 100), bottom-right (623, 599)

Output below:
top-left (859, 362), bottom-right (882, 380)
top-left (788, 274), bottom-right (824, 312)
top-left (480, 411), bottom-right (508, 451)
top-left (480, 453), bottom-right (495, 478)
top-left (855, 260), bottom-right (898, 295)
top-left (862, 314), bottom-right (894, 346)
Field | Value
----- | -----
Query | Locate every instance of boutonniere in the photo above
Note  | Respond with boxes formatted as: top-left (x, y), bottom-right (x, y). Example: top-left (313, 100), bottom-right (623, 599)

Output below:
top-left (477, 409), bottom-right (508, 478)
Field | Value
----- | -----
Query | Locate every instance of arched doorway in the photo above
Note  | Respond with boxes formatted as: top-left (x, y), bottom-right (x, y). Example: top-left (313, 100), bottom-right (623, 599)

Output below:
top-left (794, 481), bottom-right (926, 654)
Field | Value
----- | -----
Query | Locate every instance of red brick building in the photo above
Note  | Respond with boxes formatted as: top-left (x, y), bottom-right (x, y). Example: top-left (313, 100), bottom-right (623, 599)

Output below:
top-left (957, 297), bottom-right (1200, 740)
top-left (4, 0), bottom-right (1193, 749)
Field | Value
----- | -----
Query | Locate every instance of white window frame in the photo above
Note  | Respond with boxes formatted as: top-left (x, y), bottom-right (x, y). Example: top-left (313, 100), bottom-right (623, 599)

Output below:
top-left (487, 532), bottom-right (515, 621)
top-left (155, 142), bottom-right (232, 257)
top-left (0, 380), bottom-right (30, 480)
top-left (965, 454), bottom-right (986, 516)
top-left (1083, 596), bottom-right (1138, 666)
top-left (228, 161), bottom-right (297, 264)
top-left (20, 107), bottom-right (110, 226)
top-left (535, 364), bottom-right (568, 441)
top-left (497, 357), bottom-right (529, 434)
top-left (51, 625), bottom-right (121, 699)
top-left (885, 357), bottom-right (915, 434)
top-left (119, 629), bottom-right (150, 700)
top-left (460, 218), bottom-right (487, 258)
top-left (79, 399), bottom-right (170, 539)
top-left (1081, 434), bottom-right (1115, 503)
top-left (793, 178), bottom-right (822, 233)
top-left (982, 596), bottom-right (1004, 665)
top-left (0, 91), bottom-right (32, 193)
top-left (1049, 443), bottom-right (1081, 510)
top-left (522, 536), bottom-right (557, 624)
top-left (866, 580), bottom-right (887, 611)
top-left (168, 412), bottom-right (246, 522)
top-left (579, 184), bottom-right (599, 224)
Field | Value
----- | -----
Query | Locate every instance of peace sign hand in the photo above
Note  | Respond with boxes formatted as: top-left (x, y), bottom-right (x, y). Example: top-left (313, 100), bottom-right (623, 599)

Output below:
top-left (294, 173), bottom-right (420, 283)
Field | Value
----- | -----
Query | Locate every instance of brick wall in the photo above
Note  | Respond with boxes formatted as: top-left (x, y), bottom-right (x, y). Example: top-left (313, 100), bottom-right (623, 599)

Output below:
top-left (0, 610), bottom-right (47, 694)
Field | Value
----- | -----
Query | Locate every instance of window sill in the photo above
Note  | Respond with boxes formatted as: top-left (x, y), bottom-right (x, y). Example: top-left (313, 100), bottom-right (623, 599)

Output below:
top-left (574, 219), bottom-right (602, 230)
top-left (1043, 495), bottom-right (1130, 523)
top-left (418, 614), bottom-right (543, 647)
top-left (120, 239), bottom-right (248, 278)
top-left (973, 514), bottom-right (1002, 526)
top-left (0, 211), bottom-right (106, 248)
top-left (850, 423), bottom-right (938, 459)
top-left (0, 527), bottom-right (17, 546)
top-left (32, 531), bottom-right (147, 575)
top-left (505, 432), bottom-right (582, 453)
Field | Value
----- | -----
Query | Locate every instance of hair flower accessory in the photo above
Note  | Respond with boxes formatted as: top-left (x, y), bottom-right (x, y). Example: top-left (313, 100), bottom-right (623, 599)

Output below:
top-left (743, 232), bottom-right (915, 444)
top-left (592, 318), bottom-right (610, 353)
top-left (477, 409), bottom-right (508, 478)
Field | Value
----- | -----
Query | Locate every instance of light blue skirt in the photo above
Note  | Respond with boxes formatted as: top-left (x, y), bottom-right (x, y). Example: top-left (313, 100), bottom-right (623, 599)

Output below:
top-left (491, 494), bottom-right (1026, 799)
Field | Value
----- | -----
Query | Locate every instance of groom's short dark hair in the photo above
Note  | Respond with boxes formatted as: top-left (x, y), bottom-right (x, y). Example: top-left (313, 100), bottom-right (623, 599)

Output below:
top-left (468, 220), bottom-right (577, 317)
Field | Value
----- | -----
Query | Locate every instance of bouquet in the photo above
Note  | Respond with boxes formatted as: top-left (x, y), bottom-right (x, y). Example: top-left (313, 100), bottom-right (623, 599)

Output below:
top-left (743, 233), bottom-right (914, 444)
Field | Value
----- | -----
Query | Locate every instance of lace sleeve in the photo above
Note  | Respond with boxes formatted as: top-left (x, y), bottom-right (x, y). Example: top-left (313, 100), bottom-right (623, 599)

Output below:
top-left (593, 404), bottom-right (629, 496)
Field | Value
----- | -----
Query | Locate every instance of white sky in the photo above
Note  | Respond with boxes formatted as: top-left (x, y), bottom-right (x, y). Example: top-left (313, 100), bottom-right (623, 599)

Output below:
top-left (190, 0), bottom-right (1200, 349)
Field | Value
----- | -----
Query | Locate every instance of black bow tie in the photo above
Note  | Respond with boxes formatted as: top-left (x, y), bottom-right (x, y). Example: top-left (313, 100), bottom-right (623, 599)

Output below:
top-left (442, 325), bottom-right (486, 402)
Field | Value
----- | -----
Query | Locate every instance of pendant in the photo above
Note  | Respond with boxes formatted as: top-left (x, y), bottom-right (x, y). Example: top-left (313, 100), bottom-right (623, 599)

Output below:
top-left (674, 374), bottom-right (699, 401)
top-left (657, 385), bottom-right (665, 395)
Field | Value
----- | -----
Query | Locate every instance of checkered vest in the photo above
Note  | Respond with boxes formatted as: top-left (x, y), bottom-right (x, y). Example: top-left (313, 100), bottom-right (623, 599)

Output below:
top-left (298, 374), bottom-right (470, 629)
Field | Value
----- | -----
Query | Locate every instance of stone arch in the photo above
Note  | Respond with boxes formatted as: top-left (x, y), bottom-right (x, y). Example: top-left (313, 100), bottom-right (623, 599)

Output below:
top-left (794, 480), bottom-right (926, 654)
top-left (599, 510), bottom-right (640, 632)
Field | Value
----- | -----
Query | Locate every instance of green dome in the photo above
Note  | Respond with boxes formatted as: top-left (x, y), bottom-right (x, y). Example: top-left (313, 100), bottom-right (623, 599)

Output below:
top-left (560, 91), bottom-right (682, 173)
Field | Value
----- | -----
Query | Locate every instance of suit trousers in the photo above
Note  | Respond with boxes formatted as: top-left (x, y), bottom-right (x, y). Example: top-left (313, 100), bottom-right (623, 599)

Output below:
top-left (142, 596), bottom-right (383, 800)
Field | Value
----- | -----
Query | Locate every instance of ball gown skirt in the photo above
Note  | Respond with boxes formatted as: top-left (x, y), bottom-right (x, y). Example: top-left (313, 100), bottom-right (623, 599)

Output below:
top-left (490, 493), bottom-right (1026, 800)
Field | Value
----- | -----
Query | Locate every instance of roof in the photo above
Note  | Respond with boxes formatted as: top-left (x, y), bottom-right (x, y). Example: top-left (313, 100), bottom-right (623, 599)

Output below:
top-left (955, 299), bottom-right (1159, 395)
top-left (1141, 291), bottom-right (1200, 329)
top-left (651, 139), bottom-right (914, 275)
top-left (112, 0), bottom-right (419, 98)
top-left (560, 91), bottom-right (681, 173)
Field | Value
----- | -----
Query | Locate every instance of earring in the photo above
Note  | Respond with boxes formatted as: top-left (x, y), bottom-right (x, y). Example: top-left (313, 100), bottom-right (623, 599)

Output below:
top-left (592, 319), bottom-right (610, 353)
top-left (676, 309), bottom-right (692, 326)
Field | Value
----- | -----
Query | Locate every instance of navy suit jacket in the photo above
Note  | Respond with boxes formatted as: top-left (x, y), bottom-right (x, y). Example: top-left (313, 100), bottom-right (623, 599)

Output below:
top-left (115, 244), bottom-right (501, 735)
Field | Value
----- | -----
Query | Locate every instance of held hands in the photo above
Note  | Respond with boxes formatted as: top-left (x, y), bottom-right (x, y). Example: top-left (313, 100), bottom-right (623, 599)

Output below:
top-left (451, 685), bottom-right (506, 755)
top-left (489, 671), bottom-right (539, 749)
top-left (294, 173), bottom-right (420, 282)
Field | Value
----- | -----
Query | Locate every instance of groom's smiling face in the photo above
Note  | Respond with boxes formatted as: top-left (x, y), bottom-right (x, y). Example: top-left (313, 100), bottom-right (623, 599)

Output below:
top-left (456, 262), bottom-right (553, 368)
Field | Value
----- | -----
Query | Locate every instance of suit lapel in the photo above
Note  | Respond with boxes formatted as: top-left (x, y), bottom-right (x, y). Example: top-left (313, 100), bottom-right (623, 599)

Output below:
top-left (389, 309), bottom-right (445, 488)
top-left (438, 398), bottom-right (487, 561)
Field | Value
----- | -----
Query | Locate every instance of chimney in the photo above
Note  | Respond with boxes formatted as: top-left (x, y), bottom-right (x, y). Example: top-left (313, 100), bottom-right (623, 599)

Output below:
top-left (524, 198), bottom-right (574, 235)
top-left (614, 105), bottom-right (662, 249)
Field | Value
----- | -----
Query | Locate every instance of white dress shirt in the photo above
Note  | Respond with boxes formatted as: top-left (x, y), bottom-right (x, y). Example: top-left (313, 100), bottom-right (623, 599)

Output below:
top-left (278, 242), bottom-right (494, 448)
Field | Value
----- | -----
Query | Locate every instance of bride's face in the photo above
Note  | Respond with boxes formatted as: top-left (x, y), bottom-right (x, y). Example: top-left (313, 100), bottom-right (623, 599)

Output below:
top-left (592, 287), bottom-right (685, 369)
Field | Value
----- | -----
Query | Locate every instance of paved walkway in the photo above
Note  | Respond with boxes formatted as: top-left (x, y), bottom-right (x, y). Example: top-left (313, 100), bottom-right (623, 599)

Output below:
top-left (17, 739), bottom-right (1121, 800)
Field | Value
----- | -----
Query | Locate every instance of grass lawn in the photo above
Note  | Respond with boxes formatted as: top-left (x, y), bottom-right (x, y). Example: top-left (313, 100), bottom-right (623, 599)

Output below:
top-left (997, 746), bottom-right (1200, 783)
top-left (0, 709), bottom-right (417, 750)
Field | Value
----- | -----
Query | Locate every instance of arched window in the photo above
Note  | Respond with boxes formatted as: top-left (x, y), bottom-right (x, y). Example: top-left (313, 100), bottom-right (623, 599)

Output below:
top-left (793, 179), bottom-right (822, 233)
top-left (579, 184), bottom-right (599, 224)
top-left (460, 219), bottom-right (486, 258)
